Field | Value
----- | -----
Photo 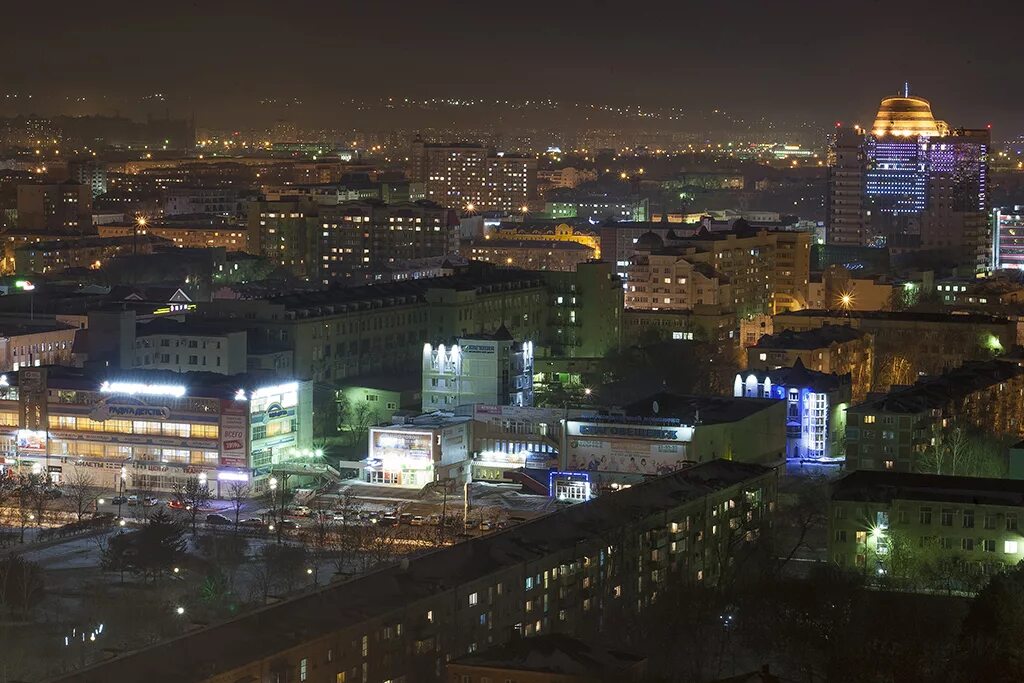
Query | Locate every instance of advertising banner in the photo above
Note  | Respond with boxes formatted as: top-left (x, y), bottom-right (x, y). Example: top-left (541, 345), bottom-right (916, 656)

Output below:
top-left (219, 400), bottom-right (248, 468)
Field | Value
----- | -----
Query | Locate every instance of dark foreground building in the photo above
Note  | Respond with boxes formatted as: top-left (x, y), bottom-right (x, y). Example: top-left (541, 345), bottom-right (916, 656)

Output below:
top-left (48, 459), bottom-right (775, 683)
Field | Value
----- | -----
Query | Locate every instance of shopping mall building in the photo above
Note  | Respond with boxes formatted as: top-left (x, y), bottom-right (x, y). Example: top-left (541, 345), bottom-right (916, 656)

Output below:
top-left (0, 366), bottom-right (313, 496)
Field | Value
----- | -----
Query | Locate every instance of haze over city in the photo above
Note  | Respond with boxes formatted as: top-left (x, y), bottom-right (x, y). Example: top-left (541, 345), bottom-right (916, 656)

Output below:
top-left (0, 3), bottom-right (1024, 683)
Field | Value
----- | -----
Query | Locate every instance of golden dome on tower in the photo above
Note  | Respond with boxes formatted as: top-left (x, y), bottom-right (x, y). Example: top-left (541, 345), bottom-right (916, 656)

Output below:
top-left (871, 89), bottom-right (948, 137)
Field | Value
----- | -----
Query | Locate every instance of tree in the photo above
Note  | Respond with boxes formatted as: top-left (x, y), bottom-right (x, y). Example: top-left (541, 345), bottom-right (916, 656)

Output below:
top-left (337, 394), bottom-right (381, 447)
top-left (171, 476), bottom-right (213, 535)
top-left (918, 423), bottom-right (1006, 478)
top-left (953, 562), bottom-right (1024, 682)
top-left (226, 481), bottom-right (250, 531)
top-left (101, 510), bottom-right (186, 583)
top-left (0, 556), bottom-right (45, 617)
top-left (774, 474), bottom-right (829, 572)
top-left (136, 509), bottom-right (187, 582)
top-left (62, 470), bottom-right (97, 522)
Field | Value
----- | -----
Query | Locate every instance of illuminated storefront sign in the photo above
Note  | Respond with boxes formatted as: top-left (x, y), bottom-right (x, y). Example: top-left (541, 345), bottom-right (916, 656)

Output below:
top-left (99, 381), bottom-right (187, 398)
top-left (90, 403), bottom-right (170, 421)
top-left (16, 429), bottom-right (46, 454)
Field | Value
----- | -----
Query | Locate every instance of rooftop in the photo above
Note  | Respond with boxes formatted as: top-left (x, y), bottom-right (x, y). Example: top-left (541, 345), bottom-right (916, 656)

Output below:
top-left (832, 469), bottom-right (1024, 508)
top-left (451, 634), bottom-right (645, 676)
top-left (6, 365), bottom-right (297, 401)
top-left (739, 359), bottom-right (850, 393)
top-left (849, 359), bottom-right (1024, 414)
top-left (775, 309), bottom-right (1013, 326)
top-left (753, 324), bottom-right (866, 349)
top-left (617, 392), bottom-right (781, 425)
top-left (48, 459), bottom-right (771, 683)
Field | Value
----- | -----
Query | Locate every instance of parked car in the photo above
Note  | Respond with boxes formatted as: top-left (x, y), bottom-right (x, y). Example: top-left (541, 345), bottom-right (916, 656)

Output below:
top-left (284, 506), bottom-right (311, 517)
top-left (239, 517), bottom-right (266, 528)
top-left (167, 499), bottom-right (186, 510)
top-left (463, 519), bottom-right (478, 530)
top-left (278, 518), bottom-right (300, 530)
top-left (409, 515), bottom-right (426, 526)
top-left (378, 514), bottom-right (399, 526)
top-left (479, 520), bottom-right (494, 531)
top-left (206, 513), bottom-right (232, 525)
top-left (142, 496), bottom-right (159, 507)
top-left (111, 495), bottom-right (128, 505)
top-left (427, 514), bottom-right (441, 526)
top-left (308, 509), bottom-right (332, 520)
top-left (127, 494), bottom-right (139, 506)
top-left (399, 513), bottom-right (413, 525)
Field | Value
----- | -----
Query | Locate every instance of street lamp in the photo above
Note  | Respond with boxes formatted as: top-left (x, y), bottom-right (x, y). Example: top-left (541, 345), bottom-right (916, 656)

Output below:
top-left (269, 477), bottom-right (281, 544)
top-left (117, 466), bottom-right (127, 519)
top-left (838, 292), bottom-right (854, 312)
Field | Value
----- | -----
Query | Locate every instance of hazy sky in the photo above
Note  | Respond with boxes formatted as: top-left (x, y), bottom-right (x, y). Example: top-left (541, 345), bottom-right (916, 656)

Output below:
top-left (4, 0), bottom-right (1021, 131)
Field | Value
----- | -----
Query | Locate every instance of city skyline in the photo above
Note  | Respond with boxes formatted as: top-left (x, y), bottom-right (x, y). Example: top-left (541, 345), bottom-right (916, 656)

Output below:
top-left (3, 0), bottom-right (1022, 132)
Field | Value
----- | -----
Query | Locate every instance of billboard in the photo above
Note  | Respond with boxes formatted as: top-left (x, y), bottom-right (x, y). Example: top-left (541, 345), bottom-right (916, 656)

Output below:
top-left (564, 418), bottom-right (693, 475)
top-left (219, 400), bottom-right (248, 468)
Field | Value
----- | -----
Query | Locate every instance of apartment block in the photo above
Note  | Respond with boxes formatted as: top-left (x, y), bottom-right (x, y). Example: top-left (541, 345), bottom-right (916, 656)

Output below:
top-left (845, 359), bottom-right (1024, 472)
top-left (829, 470), bottom-right (1024, 577)
top-left (50, 459), bottom-right (775, 683)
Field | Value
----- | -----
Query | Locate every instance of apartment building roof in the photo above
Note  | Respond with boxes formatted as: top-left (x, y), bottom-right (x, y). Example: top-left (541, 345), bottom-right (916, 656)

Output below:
top-left (777, 309), bottom-right (1012, 326)
top-left (47, 459), bottom-right (772, 683)
top-left (451, 634), bottom-right (645, 677)
top-left (753, 324), bottom-right (866, 350)
top-left (268, 266), bottom-right (546, 315)
top-left (739, 359), bottom-right (850, 394)
top-left (832, 469), bottom-right (1024, 508)
top-left (849, 359), bottom-right (1024, 414)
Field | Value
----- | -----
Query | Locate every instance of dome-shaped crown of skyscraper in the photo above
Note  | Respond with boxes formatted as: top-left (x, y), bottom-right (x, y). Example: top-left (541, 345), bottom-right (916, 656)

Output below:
top-left (871, 87), bottom-right (947, 137)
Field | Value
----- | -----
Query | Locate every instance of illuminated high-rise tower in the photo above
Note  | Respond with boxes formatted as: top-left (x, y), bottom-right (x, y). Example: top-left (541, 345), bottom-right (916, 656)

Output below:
top-left (827, 87), bottom-right (989, 271)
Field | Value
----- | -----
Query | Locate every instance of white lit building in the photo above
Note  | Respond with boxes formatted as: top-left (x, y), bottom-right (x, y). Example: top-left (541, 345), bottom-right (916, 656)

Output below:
top-left (365, 413), bottom-right (471, 486)
top-left (0, 367), bottom-right (313, 496)
top-left (422, 327), bottom-right (534, 412)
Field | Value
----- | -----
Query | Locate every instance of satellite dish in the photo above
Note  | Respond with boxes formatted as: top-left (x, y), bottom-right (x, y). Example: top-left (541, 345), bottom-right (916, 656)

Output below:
top-left (652, 400), bottom-right (659, 415)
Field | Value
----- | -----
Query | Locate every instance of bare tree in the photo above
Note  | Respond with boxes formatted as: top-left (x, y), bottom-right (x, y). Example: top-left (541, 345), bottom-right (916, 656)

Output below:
top-left (226, 481), bottom-right (250, 531)
top-left (918, 423), bottom-right (1005, 477)
top-left (62, 470), bottom-right (97, 522)
top-left (171, 476), bottom-right (213, 535)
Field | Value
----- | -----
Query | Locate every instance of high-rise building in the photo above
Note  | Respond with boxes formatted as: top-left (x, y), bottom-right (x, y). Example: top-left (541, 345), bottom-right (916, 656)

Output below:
top-left (16, 181), bottom-right (92, 234)
top-left (992, 206), bottom-right (1024, 270)
top-left (409, 138), bottom-right (537, 212)
top-left (246, 197), bottom-right (320, 279)
top-left (826, 89), bottom-right (989, 270)
top-left (318, 200), bottom-right (457, 283)
top-left (67, 158), bottom-right (108, 198)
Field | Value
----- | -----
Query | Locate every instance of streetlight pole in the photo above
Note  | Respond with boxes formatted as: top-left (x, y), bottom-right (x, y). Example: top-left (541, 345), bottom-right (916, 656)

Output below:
top-left (269, 476), bottom-right (280, 544)
top-left (117, 466), bottom-right (126, 519)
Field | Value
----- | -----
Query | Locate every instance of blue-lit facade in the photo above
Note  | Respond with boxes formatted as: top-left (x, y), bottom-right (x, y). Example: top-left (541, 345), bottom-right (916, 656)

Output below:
top-left (733, 364), bottom-right (850, 463)
top-left (865, 138), bottom-right (929, 216)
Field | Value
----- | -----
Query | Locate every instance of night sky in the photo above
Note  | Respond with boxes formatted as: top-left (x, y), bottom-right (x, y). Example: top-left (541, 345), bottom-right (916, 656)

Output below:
top-left (4, 0), bottom-right (1022, 131)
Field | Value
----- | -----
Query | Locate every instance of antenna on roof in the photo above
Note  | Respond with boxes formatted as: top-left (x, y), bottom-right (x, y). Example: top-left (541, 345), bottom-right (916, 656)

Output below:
top-left (904, 82), bottom-right (910, 97)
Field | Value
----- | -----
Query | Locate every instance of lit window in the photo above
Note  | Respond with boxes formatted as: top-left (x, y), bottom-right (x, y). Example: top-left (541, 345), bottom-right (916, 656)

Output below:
top-left (469, 592), bottom-right (478, 606)
top-left (1006, 540), bottom-right (1019, 554)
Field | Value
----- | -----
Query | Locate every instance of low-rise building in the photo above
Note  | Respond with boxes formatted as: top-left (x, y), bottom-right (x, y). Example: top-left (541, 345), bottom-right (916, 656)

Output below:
top-left (845, 359), bottom-right (1024, 472)
top-left (734, 360), bottom-right (851, 462)
top-left (467, 404), bottom-right (564, 480)
top-left (422, 327), bottom-right (534, 412)
top-left (829, 470), bottom-right (1024, 577)
top-left (365, 413), bottom-right (471, 486)
top-left (98, 218), bottom-right (249, 252)
top-left (772, 309), bottom-right (1018, 392)
top-left (48, 459), bottom-right (775, 683)
top-left (15, 234), bottom-right (168, 275)
top-left (748, 324), bottom-right (873, 402)
top-left (466, 238), bottom-right (595, 271)
top-left (622, 307), bottom-right (736, 344)
top-left (0, 317), bottom-right (81, 371)
top-left (3, 367), bottom-right (314, 496)
top-left (563, 393), bottom-right (785, 486)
